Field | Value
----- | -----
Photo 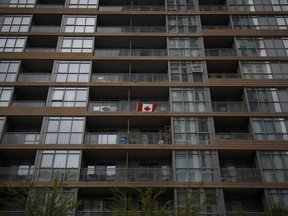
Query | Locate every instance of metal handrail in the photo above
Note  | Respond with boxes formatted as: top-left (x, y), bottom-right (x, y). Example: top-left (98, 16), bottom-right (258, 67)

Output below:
top-left (80, 167), bottom-right (173, 182)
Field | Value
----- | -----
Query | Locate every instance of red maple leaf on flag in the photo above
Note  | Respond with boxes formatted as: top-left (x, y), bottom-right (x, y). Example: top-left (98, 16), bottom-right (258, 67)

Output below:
top-left (144, 106), bottom-right (151, 111)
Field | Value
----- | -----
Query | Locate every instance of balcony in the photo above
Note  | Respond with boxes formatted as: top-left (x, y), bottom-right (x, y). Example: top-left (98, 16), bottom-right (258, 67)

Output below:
top-left (96, 26), bottom-right (166, 33)
top-left (208, 73), bottom-right (241, 79)
top-left (199, 5), bottom-right (228, 11)
top-left (25, 47), bottom-right (56, 52)
top-left (17, 73), bottom-right (51, 82)
top-left (205, 49), bottom-right (237, 56)
top-left (220, 168), bottom-right (261, 182)
top-left (0, 167), bottom-right (33, 181)
top-left (11, 100), bottom-right (46, 108)
top-left (89, 101), bottom-right (169, 112)
top-left (215, 133), bottom-right (253, 140)
top-left (94, 49), bottom-right (167, 57)
top-left (202, 25), bottom-right (231, 30)
top-left (1, 132), bottom-right (40, 144)
top-left (85, 131), bottom-right (170, 145)
top-left (80, 167), bottom-right (173, 182)
top-left (98, 5), bottom-right (165, 11)
top-left (212, 101), bottom-right (247, 112)
top-left (30, 26), bottom-right (61, 33)
top-left (92, 73), bottom-right (168, 83)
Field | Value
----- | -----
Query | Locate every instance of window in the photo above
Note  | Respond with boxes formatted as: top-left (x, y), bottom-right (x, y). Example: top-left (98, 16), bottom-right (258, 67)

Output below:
top-left (62, 15), bottom-right (96, 33)
top-left (0, 36), bottom-right (26, 52)
top-left (177, 188), bottom-right (223, 214)
top-left (236, 37), bottom-right (288, 57)
top-left (251, 118), bottom-right (288, 140)
top-left (173, 117), bottom-right (214, 145)
top-left (1, 15), bottom-right (31, 32)
top-left (66, 0), bottom-right (98, 8)
top-left (168, 37), bottom-right (203, 57)
top-left (246, 88), bottom-right (288, 112)
top-left (260, 151), bottom-right (288, 182)
top-left (49, 87), bottom-right (88, 107)
top-left (265, 189), bottom-right (288, 209)
top-left (53, 61), bottom-right (91, 82)
top-left (43, 117), bottom-right (85, 144)
top-left (3, 0), bottom-right (36, 7)
top-left (0, 87), bottom-right (13, 106)
top-left (169, 61), bottom-right (206, 82)
top-left (167, 0), bottom-right (197, 11)
top-left (232, 15), bottom-right (288, 30)
top-left (175, 150), bottom-right (218, 182)
top-left (0, 116), bottom-right (6, 139)
top-left (37, 150), bottom-right (80, 181)
top-left (168, 16), bottom-right (199, 33)
top-left (58, 37), bottom-right (94, 53)
top-left (228, 0), bottom-right (288, 11)
top-left (0, 60), bottom-right (20, 81)
top-left (171, 88), bottom-right (210, 112)
top-left (240, 61), bottom-right (288, 79)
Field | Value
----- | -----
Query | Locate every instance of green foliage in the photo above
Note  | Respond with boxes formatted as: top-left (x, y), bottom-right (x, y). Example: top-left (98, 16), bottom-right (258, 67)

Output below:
top-left (110, 186), bottom-right (172, 216)
top-left (177, 187), bottom-right (219, 216)
top-left (111, 184), bottom-right (219, 216)
top-left (265, 203), bottom-right (287, 216)
top-left (0, 179), bottom-right (81, 216)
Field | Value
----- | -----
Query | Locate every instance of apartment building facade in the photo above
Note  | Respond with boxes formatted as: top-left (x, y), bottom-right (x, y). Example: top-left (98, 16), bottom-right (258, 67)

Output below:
top-left (0, 0), bottom-right (288, 215)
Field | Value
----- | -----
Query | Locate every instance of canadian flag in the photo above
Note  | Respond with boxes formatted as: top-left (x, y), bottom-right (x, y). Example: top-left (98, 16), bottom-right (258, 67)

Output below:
top-left (136, 102), bottom-right (158, 112)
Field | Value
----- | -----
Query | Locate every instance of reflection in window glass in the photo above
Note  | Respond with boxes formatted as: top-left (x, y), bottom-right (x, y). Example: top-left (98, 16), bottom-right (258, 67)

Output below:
top-left (50, 87), bottom-right (88, 107)
top-left (43, 117), bottom-right (85, 144)
top-left (173, 117), bottom-right (213, 145)
top-left (63, 15), bottom-right (96, 33)
top-left (170, 61), bottom-right (206, 82)
top-left (37, 150), bottom-right (80, 181)
top-left (247, 88), bottom-right (288, 112)
top-left (0, 60), bottom-right (20, 82)
top-left (53, 61), bottom-right (91, 82)
top-left (58, 37), bottom-right (94, 53)
top-left (1, 15), bottom-right (31, 32)
top-left (0, 87), bottom-right (13, 106)
top-left (66, 0), bottom-right (98, 8)
top-left (171, 88), bottom-right (209, 112)
top-left (260, 151), bottom-right (288, 182)
top-left (175, 150), bottom-right (217, 182)
top-left (0, 37), bottom-right (26, 52)
top-left (251, 118), bottom-right (288, 140)
top-left (4, 0), bottom-right (36, 7)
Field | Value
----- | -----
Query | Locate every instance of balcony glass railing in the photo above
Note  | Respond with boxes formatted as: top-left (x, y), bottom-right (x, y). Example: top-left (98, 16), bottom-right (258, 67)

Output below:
top-left (220, 168), bottom-right (261, 182)
top-left (199, 5), bottom-right (228, 11)
top-left (1, 132), bottom-right (40, 144)
top-left (25, 47), bottom-right (56, 52)
top-left (205, 49), bottom-right (237, 56)
top-left (215, 133), bottom-right (253, 140)
top-left (85, 132), bottom-right (170, 145)
top-left (80, 167), bottom-right (173, 182)
top-left (208, 73), bottom-right (241, 79)
top-left (17, 73), bottom-right (51, 82)
top-left (35, 4), bottom-right (64, 8)
top-left (11, 100), bottom-right (46, 107)
top-left (96, 26), bottom-right (166, 33)
top-left (92, 73), bottom-right (168, 83)
top-left (0, 211), bottom-right (24, 216)
top-left (30, 26), bottom-right (60, 32)
top-left (98, 5), bottom-right (165, 11)
top-left (226, 212), bottom-right (267, 216)
top-left (0, 167), bottom-right (33, 181)
top-left (89, 101), bottom-right (169, 112)
top-left (228, 4), bottom-right (288, 11)
top-left (212, 101), bottom-right (247, 112)
top-left (94, 49), bottom-right (167, 56)
top-left (201, 25), bottom-right (231, 29)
